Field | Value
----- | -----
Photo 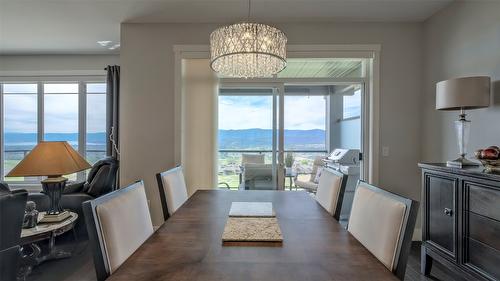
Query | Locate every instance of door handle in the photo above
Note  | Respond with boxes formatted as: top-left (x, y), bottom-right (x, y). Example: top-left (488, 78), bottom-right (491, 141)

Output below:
top-left (444, 208), bottom-right (453, 216)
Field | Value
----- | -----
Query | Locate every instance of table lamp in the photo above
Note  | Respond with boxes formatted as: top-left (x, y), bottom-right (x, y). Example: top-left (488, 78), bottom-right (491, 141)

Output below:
top-left (6, 141), bottom-right (91, 221)
top-left (436, 76), bottom-right (491, 168)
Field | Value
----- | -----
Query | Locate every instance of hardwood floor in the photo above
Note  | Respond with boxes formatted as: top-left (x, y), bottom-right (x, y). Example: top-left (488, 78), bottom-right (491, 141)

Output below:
top-left (27, 235), bottom-right (463, 281)
top-left (404, 242), bottom-right (465, 281)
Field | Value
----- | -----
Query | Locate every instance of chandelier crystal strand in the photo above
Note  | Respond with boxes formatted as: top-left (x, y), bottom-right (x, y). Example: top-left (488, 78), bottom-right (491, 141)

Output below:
top-left (210, 22), bottom-right (287, 78)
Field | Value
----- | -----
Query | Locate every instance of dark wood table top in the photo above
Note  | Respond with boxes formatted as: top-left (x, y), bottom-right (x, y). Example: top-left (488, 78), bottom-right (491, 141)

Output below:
top-left (108, 190), bottom-right (397, 281)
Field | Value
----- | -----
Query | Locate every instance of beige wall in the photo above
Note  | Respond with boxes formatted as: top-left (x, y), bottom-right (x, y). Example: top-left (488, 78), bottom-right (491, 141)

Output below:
top-left (181, 59), bottom-right (218, 195)
top-left (120, 22), bottom-right (423, 226)
top-left (422, 2), bottom-right (500, 162)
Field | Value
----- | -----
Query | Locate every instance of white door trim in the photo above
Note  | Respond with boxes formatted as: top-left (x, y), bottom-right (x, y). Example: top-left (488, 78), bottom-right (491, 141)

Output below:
top-left (174, 44), bottom-right (381, 185)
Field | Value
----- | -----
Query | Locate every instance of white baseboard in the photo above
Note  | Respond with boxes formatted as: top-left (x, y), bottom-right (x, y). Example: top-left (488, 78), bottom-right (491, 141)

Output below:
top-left (412, 227), bottom-right (422, 241)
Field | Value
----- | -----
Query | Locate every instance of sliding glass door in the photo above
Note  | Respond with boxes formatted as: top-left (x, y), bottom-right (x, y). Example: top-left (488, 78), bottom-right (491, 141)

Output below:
top-left (218, 87), bottom-right (281, 190)
top-left (218, 82), bottom-right (365, 191)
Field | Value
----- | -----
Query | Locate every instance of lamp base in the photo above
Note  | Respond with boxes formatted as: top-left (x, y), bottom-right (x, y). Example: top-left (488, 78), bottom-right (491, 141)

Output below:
top-left (41, 177), bottom-right (68, 216)
top-left (446, 157), bottom-right (479, 168)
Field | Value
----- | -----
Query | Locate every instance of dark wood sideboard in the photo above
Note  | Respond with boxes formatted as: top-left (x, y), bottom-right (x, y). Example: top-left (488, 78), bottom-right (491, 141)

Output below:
top-left (419, 163), bottom-right (500, 281)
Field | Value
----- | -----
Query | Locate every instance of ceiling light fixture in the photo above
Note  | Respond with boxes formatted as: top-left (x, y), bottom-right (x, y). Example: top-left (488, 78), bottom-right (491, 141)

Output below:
top-left (209, 0), bottom-right (287, 78)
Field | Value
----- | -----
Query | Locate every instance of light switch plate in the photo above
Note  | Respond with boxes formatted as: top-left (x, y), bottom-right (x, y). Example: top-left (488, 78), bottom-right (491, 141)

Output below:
top-left (382, 146), bottom-right (390, 157)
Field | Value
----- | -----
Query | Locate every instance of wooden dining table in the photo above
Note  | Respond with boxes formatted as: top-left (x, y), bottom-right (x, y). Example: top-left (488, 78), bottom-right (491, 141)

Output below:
top-left (108, 190), bottom-right (398, 281)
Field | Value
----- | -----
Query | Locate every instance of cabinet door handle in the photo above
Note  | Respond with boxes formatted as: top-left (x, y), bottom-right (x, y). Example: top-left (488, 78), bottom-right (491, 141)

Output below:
top-left (444, 208), bottom-right (453, 216)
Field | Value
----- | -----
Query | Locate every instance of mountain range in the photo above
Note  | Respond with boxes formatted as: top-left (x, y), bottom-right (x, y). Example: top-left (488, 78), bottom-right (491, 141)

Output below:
top-left (218, 129), bottom-right (325, 150)
top-left (4, 129), bottom-right (326, 150)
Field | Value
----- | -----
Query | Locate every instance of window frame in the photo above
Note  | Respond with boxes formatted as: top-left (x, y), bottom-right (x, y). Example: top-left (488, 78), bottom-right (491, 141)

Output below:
top-left (0, 76), bottom-right (107, 188)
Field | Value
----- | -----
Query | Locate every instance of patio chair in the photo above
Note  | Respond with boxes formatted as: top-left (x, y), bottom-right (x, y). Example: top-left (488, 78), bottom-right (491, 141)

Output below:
top-left (239, 163), bottom-right (278, 190)
top-left (294, 156), bottom-right (325, 193)
top-left (239, 154), bottom-right (265, 184)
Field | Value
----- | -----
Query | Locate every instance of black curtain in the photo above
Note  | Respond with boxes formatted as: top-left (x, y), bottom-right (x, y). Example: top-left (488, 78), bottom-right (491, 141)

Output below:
top-left (106, 65), bottom-right (120, 159)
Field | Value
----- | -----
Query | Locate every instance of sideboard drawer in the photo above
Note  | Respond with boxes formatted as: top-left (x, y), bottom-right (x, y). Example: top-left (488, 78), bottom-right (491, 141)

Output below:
top-left (466, 238), bottom-right (500, 280)
top-left (468, 212), bottom-right (500, 251)
top-left (467, 182), bottom-right (500, 221)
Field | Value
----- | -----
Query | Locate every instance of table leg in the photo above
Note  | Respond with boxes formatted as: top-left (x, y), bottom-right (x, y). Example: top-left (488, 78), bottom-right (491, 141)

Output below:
top-left (36, 231), bottom-right (72, 264)
top-left (18, 243), bottom-right (41, 281)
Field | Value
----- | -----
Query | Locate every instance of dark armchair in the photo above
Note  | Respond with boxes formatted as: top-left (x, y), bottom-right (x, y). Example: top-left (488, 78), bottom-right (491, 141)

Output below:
top-left (29, 157), bottom-right (119, 236)
top-left (0, 182), bottom-right (28, 281)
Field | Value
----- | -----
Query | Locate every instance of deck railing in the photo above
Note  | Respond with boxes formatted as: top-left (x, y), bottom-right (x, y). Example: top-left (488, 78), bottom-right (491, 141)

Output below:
top-left (218, 149), bottom-right (327, 189)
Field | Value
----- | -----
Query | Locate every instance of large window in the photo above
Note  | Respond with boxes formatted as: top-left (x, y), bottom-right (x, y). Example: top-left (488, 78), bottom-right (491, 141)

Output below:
top-left (3, 84), bottom-right (38, 183)
top-left (1, 79), bottom-right (107, 184)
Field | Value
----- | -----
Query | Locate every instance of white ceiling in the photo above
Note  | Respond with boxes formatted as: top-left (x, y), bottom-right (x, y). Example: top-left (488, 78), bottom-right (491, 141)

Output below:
top-left (0, 0), bottom-right (453, 55)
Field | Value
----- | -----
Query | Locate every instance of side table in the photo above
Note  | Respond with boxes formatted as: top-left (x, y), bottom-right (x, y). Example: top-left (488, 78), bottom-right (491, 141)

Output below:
top-left (18, 211), bottom-right (78, 280)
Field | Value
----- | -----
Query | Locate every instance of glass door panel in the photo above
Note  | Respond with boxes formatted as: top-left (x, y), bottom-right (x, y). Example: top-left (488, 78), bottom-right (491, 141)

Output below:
top-left (283, 86), bottom-right (329, 190)
top-left (218, 88), bottom-right (279, 190)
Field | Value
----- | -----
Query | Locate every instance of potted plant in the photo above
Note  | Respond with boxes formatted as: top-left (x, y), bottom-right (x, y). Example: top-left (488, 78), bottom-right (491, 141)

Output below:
top-left (285, 152), bottom-right (295, 168)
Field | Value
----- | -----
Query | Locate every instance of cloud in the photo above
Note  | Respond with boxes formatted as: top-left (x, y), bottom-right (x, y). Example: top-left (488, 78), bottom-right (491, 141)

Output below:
top-left (4, 93), bottom-right (107, 134)
top-left (219, 96), bottom-right (273, 129)
top-left (4, 95), bottom-right (37, 132)
top-left (218, 95), bottom-right (326, 130)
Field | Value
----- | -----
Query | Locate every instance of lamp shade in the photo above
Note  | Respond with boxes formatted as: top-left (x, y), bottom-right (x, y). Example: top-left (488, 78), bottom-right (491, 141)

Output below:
top-left (436, 76), bottom-right (491, 111)
top-left (6, 141), bottom-right (91, 177)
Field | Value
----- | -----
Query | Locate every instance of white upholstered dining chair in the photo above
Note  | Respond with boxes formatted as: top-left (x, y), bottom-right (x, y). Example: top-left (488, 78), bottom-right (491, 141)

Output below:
top-left (347, 181), bottom-right (419, 280)
top-left (314, 167), bottom-right (347, 220)
top-left (156, 166), bottom-right (189, 221)
top-left (83, 180), bottom-right (154, 281)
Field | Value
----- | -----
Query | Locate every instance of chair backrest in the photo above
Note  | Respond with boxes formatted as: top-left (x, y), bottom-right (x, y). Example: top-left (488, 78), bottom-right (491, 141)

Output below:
top-left (83, 181), bottom-right (153, 281)
top-left (0, 183), bottom-right (28, 250)
top-left (347, 181), bottom-right (418, 279)
top-left (242, 163), bottom-right (276, 190)
top-left (241, 154), bottom-right (265, 165)
top-left (0, 245), bottom-right (21, 281)
top-left (0, 183), bottom-right (28, 281)
top-left (156, 166), bottom-right (189, 221)
top-left (309, 156), bottom-right (325, 182)
top-left (314, 168), bottom-right (347, 220)
top-left (84, 157), bottom-right (119, 197)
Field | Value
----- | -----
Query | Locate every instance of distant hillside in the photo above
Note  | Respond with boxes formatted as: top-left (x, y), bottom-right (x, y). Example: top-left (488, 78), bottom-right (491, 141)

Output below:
top-left (4, 132), bottom-right (106, 145)
top-left (219, 129), bottom-right (325, 150)
top-left (5, 130), bottom-right (325, 150)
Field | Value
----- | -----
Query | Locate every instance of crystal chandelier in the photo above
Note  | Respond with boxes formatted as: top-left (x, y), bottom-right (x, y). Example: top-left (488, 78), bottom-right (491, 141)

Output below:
top-left (209, 1), bottom-right (287, 78)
